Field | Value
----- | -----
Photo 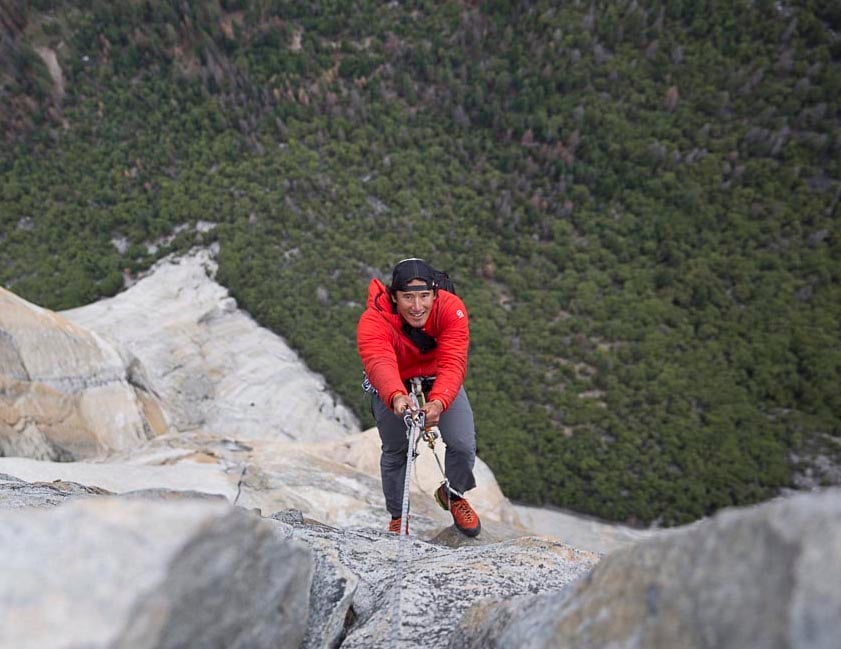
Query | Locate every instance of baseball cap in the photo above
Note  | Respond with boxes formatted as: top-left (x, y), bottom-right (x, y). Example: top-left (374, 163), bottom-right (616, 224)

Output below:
top-left (391, 258), bottom-right (436, 292)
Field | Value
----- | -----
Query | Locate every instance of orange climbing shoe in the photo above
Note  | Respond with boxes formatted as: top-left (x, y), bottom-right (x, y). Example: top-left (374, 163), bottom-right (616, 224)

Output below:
top-left (434, 483), bottom-right (481, 537)
top-left (434, 483), bottom-right (452, 510)
top-left (388, 516), bottom-right (409, 534)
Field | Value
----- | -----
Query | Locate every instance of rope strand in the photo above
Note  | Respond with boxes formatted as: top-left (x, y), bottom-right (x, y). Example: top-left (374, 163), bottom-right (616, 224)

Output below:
top-left (389, 377), bottom-right (463, 647)
top-left (389, 392), bottom-right (423, 648)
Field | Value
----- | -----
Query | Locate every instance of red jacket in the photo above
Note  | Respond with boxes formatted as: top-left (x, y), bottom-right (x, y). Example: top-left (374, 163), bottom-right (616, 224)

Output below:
top-left (357, 278), bottom-right (469, 411)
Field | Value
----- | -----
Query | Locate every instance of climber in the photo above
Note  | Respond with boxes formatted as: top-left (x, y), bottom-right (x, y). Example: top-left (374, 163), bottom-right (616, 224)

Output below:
top-left (357, 258), bottom-right (481, 537)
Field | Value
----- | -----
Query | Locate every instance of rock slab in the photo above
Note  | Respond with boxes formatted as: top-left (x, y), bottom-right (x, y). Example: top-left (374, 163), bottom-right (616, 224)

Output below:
top-left (62, 248), bottom-right (359, 442)
top-left (450, 488), bottom-right (841, 649)
top-left (0, 498), bottom-right (313, 649)
top-left (0, 286), bottom-right (164, 460)
top-left (271, 518), bottom-right (599, 649)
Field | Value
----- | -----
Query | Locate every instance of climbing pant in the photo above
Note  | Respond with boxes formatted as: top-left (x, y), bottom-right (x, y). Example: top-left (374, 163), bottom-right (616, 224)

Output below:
top-left (372, 385), bottom-right (477, 518)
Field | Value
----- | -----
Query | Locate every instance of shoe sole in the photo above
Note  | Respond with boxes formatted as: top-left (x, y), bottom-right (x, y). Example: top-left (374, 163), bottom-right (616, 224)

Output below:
top-left (456, 521), bottom-right (481, 537)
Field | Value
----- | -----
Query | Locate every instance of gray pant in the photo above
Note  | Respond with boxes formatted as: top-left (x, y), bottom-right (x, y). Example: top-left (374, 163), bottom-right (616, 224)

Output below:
top-left (372, 386), bottom-right (477, 518)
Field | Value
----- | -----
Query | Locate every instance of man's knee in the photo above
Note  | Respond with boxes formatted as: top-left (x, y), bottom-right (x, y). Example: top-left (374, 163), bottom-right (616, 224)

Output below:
top-left (442, 435), bottom-right (475, 457)
top-left (380, 442), bottom-right (408, 466)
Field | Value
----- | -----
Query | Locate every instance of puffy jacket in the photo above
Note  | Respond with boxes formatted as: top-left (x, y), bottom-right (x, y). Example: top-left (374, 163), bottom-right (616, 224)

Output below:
top-left (357, 278), bottom-right (469, 411)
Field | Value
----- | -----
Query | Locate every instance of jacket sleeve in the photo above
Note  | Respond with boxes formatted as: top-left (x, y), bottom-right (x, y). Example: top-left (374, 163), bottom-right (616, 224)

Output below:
top-left (427, 294), bottom-right (469, 410)
top-left (356, 310), bottom-right (406, 408)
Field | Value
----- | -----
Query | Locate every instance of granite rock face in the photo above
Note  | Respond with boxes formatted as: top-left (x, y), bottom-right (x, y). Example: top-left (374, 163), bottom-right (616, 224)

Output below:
top-left (0, 286), bottom-right (166, 460)
top-left (2, 476), bottom-right (838, 649)
top-left (0, 498), bottom-right (313, 649)
top-left (0, 471), bottom-right (597, 649)
top-left (0, 428), bottom-right (526, 541)
top-left (1, 249), bottom-right (359, 455)
top-left (449, 488), bottom-right (841, 649)
top-left (273, 520), bottom-right (598, 649)
top-left (0, 471), bottom-right (111, 508)
top-left (62, 248), bottom-right (359, 442)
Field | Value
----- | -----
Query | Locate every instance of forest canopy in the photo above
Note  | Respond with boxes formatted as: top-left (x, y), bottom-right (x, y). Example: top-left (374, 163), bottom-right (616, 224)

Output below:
top-left (1, 0), bottom-right (839, 525)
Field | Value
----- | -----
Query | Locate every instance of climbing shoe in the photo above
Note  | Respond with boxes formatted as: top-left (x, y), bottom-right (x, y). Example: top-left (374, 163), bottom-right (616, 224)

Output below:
top-left (434, 483), bottom-right (454, 510)
top-left (434, 483), bottom-right (481, 537)
top-left (388, 516), bottom-right (409, 534)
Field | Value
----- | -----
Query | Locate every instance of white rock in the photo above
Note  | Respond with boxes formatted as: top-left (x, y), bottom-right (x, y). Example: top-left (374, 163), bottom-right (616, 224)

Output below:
top-left (0, 455), bottom-right (236, 502)
top-left (62, 249), bottom-right (360, 441)
top-left (0, 287), bottom-right (165, 460)
top-left (514, 504), bottom-right (658, 555)
top-left (0, 427), bottom-right (527, 539)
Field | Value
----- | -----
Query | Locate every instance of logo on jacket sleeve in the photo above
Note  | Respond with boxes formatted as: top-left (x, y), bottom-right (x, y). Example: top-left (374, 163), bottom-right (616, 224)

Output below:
top-left (456, 309), bottom-right (464, 318)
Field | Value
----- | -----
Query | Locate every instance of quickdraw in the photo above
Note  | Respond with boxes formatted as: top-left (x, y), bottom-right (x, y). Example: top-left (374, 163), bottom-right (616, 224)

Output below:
top-left (397, 395), bottom-right (423, 537)
top-left (406, 377), bottom-right (464, 501)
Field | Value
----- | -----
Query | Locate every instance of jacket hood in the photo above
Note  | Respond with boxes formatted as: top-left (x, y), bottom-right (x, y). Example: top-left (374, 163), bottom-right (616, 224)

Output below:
top-left (366, 278), bottom-right (393, 313)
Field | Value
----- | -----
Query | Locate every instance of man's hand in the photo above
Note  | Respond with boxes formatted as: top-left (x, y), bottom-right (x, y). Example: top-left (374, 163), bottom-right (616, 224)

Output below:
top-left (391, 393), bottom-right (415, 417)
top-left (422, 399), bottom-right (444, 426)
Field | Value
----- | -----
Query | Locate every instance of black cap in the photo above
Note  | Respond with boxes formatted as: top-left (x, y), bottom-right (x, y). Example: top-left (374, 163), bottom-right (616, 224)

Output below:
top-left (391, 258), bottom-right (436, 292)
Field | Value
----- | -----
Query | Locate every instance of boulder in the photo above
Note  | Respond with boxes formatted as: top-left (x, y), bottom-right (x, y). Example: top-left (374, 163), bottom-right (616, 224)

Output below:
top-left (449, 488), bottom-right (841, 649)
top-left (0, 471), bottom-right (596, 649)
top-left (0, 498), bottom-right (312, 649)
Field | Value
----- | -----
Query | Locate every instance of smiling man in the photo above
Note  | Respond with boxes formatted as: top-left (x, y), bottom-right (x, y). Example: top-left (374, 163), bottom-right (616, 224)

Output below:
top-left (356, 258), bottom-right (481, 537)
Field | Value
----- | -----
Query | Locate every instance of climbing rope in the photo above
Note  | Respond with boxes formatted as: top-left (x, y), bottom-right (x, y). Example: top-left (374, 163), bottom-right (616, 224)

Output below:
top-left (389, 386), bottom-right (423, 648)
top-left (390, 377), bottom-right (472, 647)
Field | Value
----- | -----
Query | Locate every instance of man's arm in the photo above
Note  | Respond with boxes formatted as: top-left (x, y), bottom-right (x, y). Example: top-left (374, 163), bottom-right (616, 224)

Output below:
top-left (357, 311), bottom-right (408, 412)
top-left (427, 293), bottom-right (469, 410)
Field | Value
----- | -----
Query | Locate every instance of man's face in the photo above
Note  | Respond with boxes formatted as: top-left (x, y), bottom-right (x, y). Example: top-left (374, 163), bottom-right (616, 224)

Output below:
top-left (393, 279), bottom-right (435, 328)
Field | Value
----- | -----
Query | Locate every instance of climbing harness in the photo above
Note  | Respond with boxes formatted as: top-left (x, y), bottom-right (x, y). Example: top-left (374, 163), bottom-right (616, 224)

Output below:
top-left (361, 371), bottom-right (464, 516)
